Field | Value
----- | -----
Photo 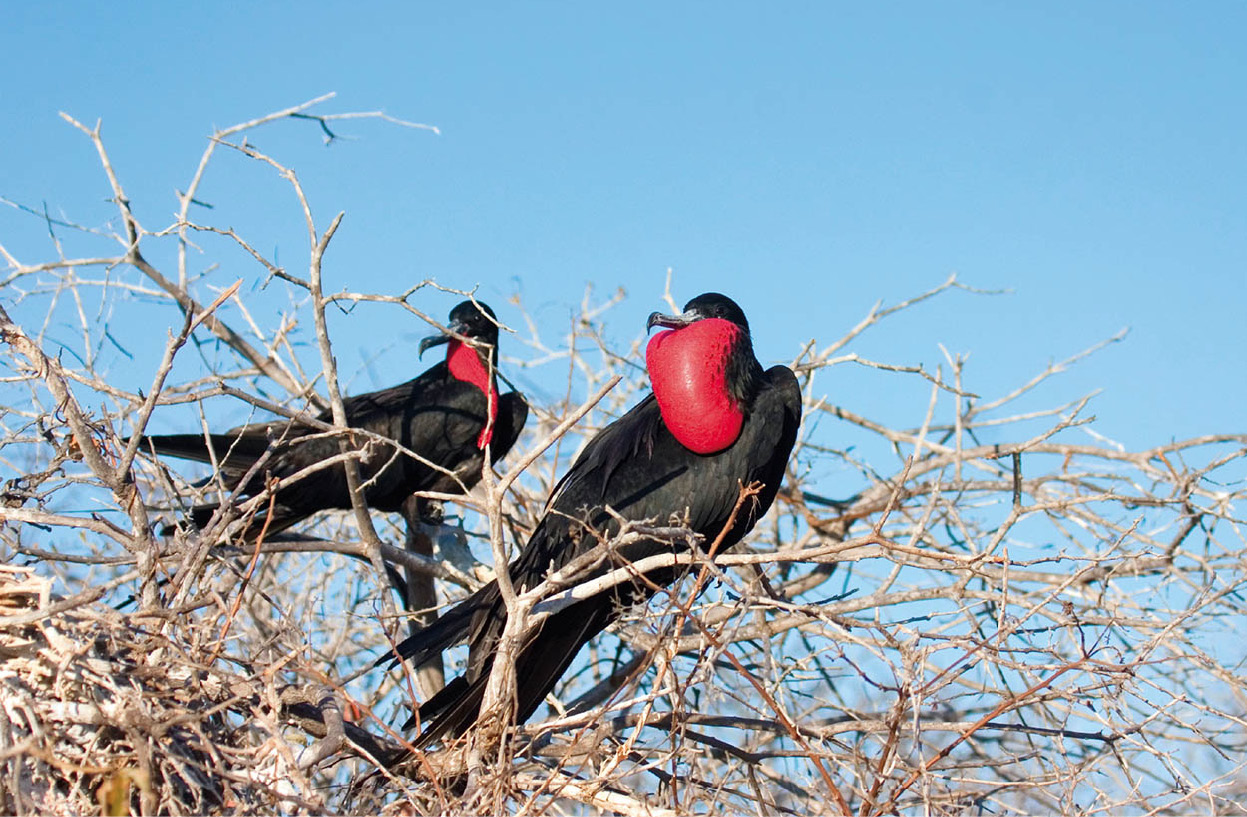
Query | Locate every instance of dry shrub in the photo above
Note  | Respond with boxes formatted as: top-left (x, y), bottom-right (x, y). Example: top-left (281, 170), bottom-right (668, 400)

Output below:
top-left (1, 98), bottom-right (1244, 815)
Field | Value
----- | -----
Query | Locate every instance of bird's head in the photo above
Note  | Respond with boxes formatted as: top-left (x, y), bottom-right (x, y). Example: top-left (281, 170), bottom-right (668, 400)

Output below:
top-left (646, 292), bottom-right (751, 336)
top-left (419, 300), bottom-right (500, 359)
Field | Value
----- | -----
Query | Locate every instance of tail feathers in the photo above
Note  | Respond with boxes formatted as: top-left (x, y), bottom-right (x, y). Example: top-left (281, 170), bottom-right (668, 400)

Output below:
top-left (157, 501), bottom-right (222, 536)
top-left (158, 499), bottom-right (304, 541)
top-left (138, 432), bottom-right (273, 472)
top-left (190, 503), bottom-right (222, 529)
top-left (406, 675), bottom-right (482, 744)
top-left (510, 601), bottom-right (613, 727)
top-left (401, 599), bottom-right (614, 746)
top-left (380, 588), bottom-right (489, 670)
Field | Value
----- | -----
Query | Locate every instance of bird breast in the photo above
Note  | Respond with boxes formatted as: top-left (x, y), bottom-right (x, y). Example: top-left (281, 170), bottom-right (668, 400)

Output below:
top-left (446, 340), bottom-right (500, 448)
top-left (645, 318), bottom-right (745, 455)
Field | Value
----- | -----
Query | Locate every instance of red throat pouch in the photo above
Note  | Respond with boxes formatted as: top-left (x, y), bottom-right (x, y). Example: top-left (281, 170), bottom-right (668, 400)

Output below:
top-left (645, 318), bottom-right (744, 454)
top-left (447, 340), bottom-right (499, 449)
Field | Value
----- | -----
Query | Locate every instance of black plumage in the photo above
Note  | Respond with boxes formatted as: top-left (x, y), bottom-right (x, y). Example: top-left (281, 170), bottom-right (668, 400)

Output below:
top-left (385, 293), bottom-right (802, 747)
top-left (138, 300), bottom-right (528, 539)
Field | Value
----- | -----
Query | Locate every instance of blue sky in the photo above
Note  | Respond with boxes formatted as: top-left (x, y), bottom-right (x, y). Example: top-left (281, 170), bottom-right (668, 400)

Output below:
top-left (3, 2), bottom-right (1244, 455)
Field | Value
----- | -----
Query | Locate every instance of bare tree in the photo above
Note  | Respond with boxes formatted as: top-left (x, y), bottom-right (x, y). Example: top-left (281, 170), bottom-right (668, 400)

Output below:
top-left (1, 98), bottom-right (1244, 815)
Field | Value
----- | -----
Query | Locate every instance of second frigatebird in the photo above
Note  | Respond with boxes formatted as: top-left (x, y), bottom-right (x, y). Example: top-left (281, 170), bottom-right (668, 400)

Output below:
top-left (138, 300), bottom-right (528, 539)
top-left (384, 292), bottom-right (802, 747)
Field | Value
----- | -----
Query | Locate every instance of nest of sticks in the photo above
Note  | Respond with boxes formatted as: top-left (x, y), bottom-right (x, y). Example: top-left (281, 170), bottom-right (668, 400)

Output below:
top-left (0, 563), bottom-right (365, 815)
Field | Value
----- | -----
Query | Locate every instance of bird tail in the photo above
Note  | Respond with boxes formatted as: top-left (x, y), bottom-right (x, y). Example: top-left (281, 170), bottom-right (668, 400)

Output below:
top-left (381, 586), bottom-right (493, 671)
top-left (139, 433), bottom-right (252, 536)
top-left (407, 675), bottom-right (482, 747)
top-left (138, 433), bottom-right (311, 539)
top-left (188, 502), bottom-right (223, 530)
top-left (136, 432), bottom-right (272, 472)
top-left (157, 501), bottom-right (302, 539)
top-left (381, 584), bottom-right (501, 744)
top-left (400, 598), bottom-right (615, 746)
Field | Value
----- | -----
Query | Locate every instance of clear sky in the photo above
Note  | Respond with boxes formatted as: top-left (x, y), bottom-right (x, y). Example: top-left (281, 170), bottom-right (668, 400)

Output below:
top-left (3, 2), bottom-right (1244, 455)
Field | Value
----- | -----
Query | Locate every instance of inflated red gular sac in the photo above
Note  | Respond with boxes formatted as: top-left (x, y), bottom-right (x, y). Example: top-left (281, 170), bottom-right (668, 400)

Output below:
top-left (645, 307), bottom-right (753, 454)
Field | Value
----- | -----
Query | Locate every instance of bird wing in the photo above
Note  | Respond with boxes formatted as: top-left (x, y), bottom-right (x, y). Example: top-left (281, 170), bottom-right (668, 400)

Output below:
top-left (543, 393), bottom-right (665, 512)
top-left (489, 391), bottom-right (529, 466)
top-left (322, 364), bottom-right (447, 437)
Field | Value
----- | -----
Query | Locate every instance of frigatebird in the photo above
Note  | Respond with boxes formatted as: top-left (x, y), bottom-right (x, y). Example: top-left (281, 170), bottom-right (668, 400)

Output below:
top-left (385, 292), bottom-right (801, 747)
top-left (137, 300), bottom-right (528, 540)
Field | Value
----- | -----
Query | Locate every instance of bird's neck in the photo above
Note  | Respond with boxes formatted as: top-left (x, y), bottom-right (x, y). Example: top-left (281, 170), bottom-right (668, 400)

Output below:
top-left (446, 340), bottom-right (500, 449)
top-left (646, 318), bottom-right (759, 455)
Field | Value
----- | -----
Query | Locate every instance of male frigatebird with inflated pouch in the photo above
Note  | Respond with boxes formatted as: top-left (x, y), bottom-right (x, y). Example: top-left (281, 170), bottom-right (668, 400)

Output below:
top-left (137, 300), bottom-right (528, 540)
top-left (384, 292), bottom-right (801, 748)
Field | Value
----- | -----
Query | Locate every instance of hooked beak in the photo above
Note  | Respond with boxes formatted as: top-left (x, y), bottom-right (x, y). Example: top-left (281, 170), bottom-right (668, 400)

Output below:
top-left (417, 319), bottom-right (469, 359)
top-left (646, 309), bottom-right (697, 332)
